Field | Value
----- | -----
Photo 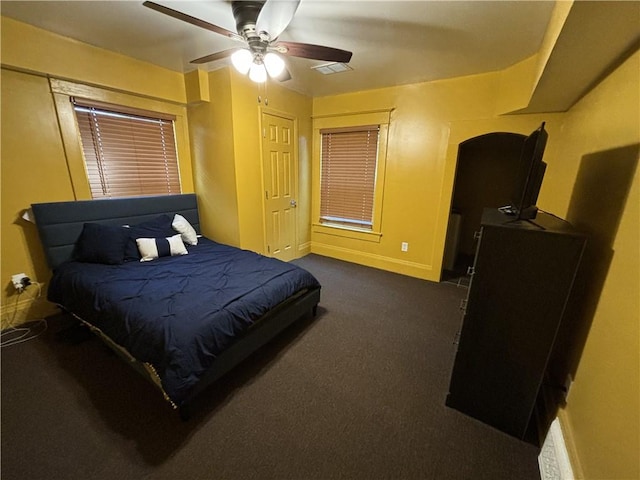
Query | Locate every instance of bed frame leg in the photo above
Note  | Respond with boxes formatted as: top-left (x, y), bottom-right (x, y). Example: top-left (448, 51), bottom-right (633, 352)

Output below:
top-left (312, 305), bottom-right (318, 317)
top-left (179, 404), bottom-right (191, 422)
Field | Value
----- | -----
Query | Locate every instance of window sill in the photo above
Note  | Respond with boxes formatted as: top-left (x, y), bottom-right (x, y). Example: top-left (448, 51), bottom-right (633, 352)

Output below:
top-left (312, 223), bottom-right (382, 243)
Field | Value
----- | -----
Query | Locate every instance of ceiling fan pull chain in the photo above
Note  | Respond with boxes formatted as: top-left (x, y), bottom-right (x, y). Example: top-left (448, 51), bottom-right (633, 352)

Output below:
top-left (257, 80), bottom-right (266, 104)
top-left (264, 80), bottom-right (269, 105)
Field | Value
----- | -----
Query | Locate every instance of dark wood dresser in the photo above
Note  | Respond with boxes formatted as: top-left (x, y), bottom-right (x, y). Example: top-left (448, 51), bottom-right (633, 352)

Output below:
top-left (446, 208), bottom-right (586, 445)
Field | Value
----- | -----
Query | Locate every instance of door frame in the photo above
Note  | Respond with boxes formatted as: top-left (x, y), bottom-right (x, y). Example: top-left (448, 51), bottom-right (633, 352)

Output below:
top-left (259, 107), bottom-right (300, 259)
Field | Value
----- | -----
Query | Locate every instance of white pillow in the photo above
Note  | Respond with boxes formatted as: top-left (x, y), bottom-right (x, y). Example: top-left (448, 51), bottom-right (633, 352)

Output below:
top-left (172, 214), bottom-right (198, 245)
top-left (136, 234), bottom-right (188, 262)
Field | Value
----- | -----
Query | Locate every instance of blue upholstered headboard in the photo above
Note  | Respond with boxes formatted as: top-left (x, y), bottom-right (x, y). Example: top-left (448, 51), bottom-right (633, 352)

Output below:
top-left (31, 194), bottom-right (200, 270)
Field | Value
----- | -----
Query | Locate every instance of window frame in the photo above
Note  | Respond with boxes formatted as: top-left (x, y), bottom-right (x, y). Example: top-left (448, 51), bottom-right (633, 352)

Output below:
top-left (50, 78), bottom-right (194, 200)
top-left (312, 111), bottom-right (390, 242)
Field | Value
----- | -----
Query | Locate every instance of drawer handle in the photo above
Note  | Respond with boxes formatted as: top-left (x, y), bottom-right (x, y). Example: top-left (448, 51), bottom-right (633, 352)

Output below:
top-left (466, 266), bottom-right (475, 276)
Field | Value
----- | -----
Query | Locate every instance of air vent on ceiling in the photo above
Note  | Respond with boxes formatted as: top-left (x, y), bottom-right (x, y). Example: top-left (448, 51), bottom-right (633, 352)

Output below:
top-left (311, 62), bottom-right (353, 75)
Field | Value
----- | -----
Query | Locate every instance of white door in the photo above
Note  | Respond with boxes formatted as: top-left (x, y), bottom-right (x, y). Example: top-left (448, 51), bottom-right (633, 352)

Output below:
top-left (262, 112), bottom-right (297, 261)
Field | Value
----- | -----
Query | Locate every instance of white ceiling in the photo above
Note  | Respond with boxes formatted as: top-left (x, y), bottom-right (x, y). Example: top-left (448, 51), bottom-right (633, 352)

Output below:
top-left (1, 0), bottom-right (556, 97)
top-left (1, 1), bottom-right (638, 105)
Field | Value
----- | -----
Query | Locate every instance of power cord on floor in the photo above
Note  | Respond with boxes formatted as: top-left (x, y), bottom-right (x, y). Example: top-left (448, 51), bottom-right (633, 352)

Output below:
top-left (1, 282), bottom-right (48, 348)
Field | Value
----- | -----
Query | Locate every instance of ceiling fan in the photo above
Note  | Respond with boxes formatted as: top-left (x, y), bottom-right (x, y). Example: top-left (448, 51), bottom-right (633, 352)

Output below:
top-left (143, 0), bottom-right (353, 83)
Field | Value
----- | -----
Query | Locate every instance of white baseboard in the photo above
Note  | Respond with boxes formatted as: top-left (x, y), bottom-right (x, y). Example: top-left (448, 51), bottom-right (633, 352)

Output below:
top-left (539, 417), bottom-right (575, 480)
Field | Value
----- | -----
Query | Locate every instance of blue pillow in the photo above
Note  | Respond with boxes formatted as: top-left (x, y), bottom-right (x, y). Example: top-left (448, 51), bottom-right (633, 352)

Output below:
top-left (123, 214), bottom-right (176, 261)
top-left (75, 223), bottom-right (129, 265)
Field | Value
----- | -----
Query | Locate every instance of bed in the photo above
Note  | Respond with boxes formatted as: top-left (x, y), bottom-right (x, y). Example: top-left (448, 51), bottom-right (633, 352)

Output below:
top-left (31, 193), bottom-right (321, 419)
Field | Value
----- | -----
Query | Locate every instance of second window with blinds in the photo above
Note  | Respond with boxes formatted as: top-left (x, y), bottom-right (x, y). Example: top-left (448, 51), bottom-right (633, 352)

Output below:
top-left (73, 98), bottom-right (181, 199)
top-left (313, 110), bottom-right (389, 241)
top-left (319, 125), bottom-right (380, 231)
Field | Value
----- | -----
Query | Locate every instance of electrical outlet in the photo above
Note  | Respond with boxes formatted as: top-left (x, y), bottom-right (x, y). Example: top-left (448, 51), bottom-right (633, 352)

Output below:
top-left (11, 273), bottom-right (30, 292)
top-left (563, 374), bottom-right (573, 401)
top-left (401, 242), bottom-right (409, 252)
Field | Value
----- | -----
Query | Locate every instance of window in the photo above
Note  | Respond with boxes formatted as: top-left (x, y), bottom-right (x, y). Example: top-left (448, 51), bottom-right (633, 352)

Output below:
top-left (312, 110), bottom-right (390, 242)
top-left (73, 98), bottom-right (181, 199)
top-left (319, 125), bottom-right (380, 230)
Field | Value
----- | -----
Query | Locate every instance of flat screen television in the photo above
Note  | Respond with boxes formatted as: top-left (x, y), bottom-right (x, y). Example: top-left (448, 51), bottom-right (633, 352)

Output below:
top-left (500, 122), bottom-right (548, 220)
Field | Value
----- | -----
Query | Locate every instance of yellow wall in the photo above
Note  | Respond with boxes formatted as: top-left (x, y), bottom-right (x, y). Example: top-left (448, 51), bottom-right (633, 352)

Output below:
top-left (190, 67), bottom-right (312, 253)
top-left (188, 68), bottom-right (241, 246)
top-left (1, 17), bottom-right (186, 104)
top-left (1, 69), bottom-right (76, 325)
top-left (311, 72), bottom-right (568, 281)
top-left (0, 17), bottom-right (194, 328)
top-left (231, 71), bottom-right (313, 254)
top-left (553, 50), bottom-right (639, 480)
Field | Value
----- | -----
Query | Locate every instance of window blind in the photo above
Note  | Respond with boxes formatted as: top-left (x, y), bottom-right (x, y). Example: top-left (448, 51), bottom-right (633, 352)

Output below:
top-left (73, 98), bottom-right (181, 199)
top-left (320, 125), bottom-right (380, 229)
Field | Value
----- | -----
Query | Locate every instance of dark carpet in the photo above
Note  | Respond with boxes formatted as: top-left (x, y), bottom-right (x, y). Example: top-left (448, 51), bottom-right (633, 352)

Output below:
top-left (1, 254), bottom-right (541, 480)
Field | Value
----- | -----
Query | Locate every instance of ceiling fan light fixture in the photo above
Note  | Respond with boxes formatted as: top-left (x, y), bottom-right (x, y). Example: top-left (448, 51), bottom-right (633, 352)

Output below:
top-left (264, 52), bottom-right (285, 78)
top-left (231, 49), bottom-right (253, 75)
top-left (249, 62), bottom-right (268, 83)
top-left (144, 0), bottom-right (353, 84)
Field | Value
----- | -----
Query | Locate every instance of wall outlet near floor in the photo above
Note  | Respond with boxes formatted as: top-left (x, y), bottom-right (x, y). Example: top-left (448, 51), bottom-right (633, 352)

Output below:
top-left (401, 242), bottom-right (409, 252)
top-left (11, 273), bottom-right (30, 292)
top-left (563, 374), bottom-right (573, 401)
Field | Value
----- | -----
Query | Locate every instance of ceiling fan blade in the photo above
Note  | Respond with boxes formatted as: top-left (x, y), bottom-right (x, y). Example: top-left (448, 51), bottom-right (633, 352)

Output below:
top-left (255, 0), bottom-right (300, 40)
top-left (274, 41), bottom-right (353, 63)
top-left (143, 1), bottom-right (242, 41)
top-left (191, 48), bottom-right (237, 64)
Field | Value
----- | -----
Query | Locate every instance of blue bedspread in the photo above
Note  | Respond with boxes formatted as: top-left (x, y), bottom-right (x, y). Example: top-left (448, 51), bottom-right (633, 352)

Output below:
top-left (47, 238), bottom-right (320, 405)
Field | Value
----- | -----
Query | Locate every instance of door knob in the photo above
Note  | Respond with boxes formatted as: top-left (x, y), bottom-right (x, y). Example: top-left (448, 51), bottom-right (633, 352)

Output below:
top-left (290, 199), bottom-right (297, 208)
